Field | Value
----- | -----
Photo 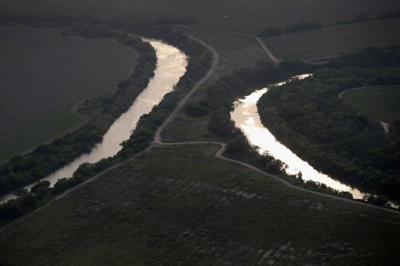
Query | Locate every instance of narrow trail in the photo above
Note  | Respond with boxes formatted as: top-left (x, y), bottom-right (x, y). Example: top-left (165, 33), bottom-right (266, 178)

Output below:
top-left (255, 37), bottom-right (282, 65)
top-left (339, 87), bottom-right (365, 98)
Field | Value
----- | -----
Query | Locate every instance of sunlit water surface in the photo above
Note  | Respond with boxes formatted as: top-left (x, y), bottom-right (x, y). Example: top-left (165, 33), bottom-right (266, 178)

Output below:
top-left (231, 75), bottom-right (369, 200)
top-left (1, 39), bottom-right (187, 203)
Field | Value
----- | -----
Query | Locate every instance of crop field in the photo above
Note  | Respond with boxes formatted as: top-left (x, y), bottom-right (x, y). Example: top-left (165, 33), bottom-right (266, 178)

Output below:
top-left (1, 145), bottom-right (399, 265)
top-left (343, 86), bottom-right (400, 124)
top-left (0, 26), bottom-right (137, 162)
top-left (262, 19), bottom-right (400, 60)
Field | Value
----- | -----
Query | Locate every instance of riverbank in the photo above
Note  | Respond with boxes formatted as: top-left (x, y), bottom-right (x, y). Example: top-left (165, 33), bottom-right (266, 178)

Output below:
top-left (0, 24), bottom-right (157, 200)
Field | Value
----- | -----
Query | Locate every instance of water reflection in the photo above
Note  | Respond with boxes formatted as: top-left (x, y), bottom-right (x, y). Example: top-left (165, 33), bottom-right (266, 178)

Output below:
top-left (231, 75), bottom-right (366, 200)
top-left (0, 39), bottom-right (187, 203)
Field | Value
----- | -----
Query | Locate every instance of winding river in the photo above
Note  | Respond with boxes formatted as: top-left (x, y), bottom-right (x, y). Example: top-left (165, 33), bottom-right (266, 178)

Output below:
top-left (0, 39), bottom-right (187, 203)
top-left (231, 75), bottom-right (370, 200)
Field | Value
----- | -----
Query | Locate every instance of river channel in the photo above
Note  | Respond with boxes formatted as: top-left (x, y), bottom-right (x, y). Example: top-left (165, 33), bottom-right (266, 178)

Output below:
top-left (0, 39), bottom-right (187, 203)
top-left (231, 75), bottom-right (370, 201)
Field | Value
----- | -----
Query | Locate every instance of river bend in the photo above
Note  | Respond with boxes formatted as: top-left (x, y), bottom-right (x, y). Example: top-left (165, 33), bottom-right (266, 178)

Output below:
top-left (231, 75), bottom-right (368, 200)
top-left (0, 39), bottom-right (187, 203)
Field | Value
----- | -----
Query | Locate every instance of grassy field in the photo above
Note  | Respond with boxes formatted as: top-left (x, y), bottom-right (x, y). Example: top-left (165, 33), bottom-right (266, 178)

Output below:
top-left (343, 86), bottom-right (400, 124)
top-left (1, 145), bottom-right (399, 265)
top-left (0, 26), bottom-right (137, 161)
top-left (262, 18), bottom-right (400, 60)
top-left (162, 112), bottom-right (213, 143)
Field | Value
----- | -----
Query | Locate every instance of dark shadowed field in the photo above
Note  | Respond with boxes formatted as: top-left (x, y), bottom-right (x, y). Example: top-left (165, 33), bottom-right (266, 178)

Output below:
top-left (0, 26), bottom-right (137, 161)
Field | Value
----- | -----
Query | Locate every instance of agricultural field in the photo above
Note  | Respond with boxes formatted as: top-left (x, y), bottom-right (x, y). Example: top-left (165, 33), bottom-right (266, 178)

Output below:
top-left (0, 26), bottom-right (137, 162)
top-left (1, 145), bottom-right (400, 265)
top-left (262, 18), bottom-right (400, 60)
top-left (342, 86), bottom-right (400, 124)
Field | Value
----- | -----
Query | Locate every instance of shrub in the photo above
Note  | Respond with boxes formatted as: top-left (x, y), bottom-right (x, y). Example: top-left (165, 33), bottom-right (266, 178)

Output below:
top-left (184, 103), bottom-right (209, 117)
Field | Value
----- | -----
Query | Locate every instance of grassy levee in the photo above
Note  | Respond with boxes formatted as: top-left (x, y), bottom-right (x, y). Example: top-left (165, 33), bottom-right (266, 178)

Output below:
top-left (1, 145), bottom-right (399, 265)
top-left (262, 19), bottom-right (400, 60)
top-left (0, 26), bottom-right (137, 162)
top-left (342, 85), bottom-right (400, 123)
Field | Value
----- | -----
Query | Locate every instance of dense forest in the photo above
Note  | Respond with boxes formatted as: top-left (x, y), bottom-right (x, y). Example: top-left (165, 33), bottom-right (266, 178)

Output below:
top-left (257, 47), bottom-right (400, 199)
